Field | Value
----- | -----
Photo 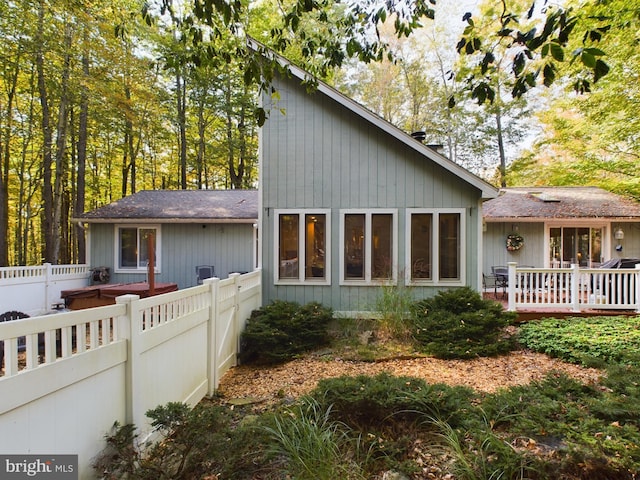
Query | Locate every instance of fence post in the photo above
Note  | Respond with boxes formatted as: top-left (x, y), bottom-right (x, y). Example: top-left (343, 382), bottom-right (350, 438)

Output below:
top-left (507, 262), bottom-right (517, 311)
top-left (635, 265), bottom-right (640, 314)
top-left (230, 273), bottom-right (241, 367)
top-left (115, 294), bottom-right (139, 426)
top-left (570, 264), bottom-right (580, 312)
top-left (44, 263), bottom-right (52, 313)
top-left (206, 277), bottom-right (219, 397)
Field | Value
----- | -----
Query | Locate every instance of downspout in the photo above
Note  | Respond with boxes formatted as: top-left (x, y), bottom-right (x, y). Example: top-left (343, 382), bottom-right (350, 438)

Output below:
top-left (477, 198), bottom-right (484, 293)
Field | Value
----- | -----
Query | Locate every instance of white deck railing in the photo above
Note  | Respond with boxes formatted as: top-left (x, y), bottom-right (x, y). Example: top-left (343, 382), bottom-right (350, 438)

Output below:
top-left (507, 262), bottom-right (640, 313)
top-left (0, 270), bottom-right (262, 479)
top-left (0, 263), bottom-right (91, 316)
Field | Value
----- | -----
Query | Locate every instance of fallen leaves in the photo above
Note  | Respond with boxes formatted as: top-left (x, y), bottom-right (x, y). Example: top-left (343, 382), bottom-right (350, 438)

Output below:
top-left (216, 350), bottom-right (602, 405)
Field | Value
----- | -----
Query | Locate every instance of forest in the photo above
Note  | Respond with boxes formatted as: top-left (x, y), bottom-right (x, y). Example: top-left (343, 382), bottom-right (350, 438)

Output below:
top-left (0, 0), bottom-right (638, 267)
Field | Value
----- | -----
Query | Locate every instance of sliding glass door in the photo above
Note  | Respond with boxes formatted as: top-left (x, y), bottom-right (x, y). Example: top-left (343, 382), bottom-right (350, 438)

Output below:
top-left (549, 227), bottom-right (602, 267)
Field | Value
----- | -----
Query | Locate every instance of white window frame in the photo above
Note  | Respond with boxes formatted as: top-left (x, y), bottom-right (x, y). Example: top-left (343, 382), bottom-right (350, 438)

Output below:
top-left (544, 222), bottom-right (607, 268)
top-left (405, 208), bottom-right (466, 286)
top-left (339, 209), bottom-right (398, 286)
top-left (274, 209), bottom-right (331, 285)
top-left (114, 225), bottom-right (161, 274)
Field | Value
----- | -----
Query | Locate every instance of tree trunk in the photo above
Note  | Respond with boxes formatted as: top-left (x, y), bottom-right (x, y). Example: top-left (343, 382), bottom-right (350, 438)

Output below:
top-left (495, 108), bottom-right (507, 188)
top-left (122, 83), bottom-right (133, 196)
top-left (177, 70), bottom-right (187, 189)
top-left (75, 34), bottom-right (89, 263)
top-left (237, 103), bottom-right (247, 189)
top-left (196, 97), bottom-right (206, 189)
top-left (36, 0), bottom-right (55, 263)
top-left (0, 47), bottom-right (20, 266)
top-left (16, 69), bottom-right (37, 266)
top-left (52, 22), bottom-right (73, 264)
top-left (226, 72), bottom-right (241, 189)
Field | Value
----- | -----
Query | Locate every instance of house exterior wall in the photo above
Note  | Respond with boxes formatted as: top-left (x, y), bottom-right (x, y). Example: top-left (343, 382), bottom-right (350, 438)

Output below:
top-left (616, 222), bottom-right (640, 259)
top-left (483, 222), bottom-right (545, 274)
top-left (261, 75), bottom-right (485, 314)
top-left (483, 220), bottom-right (640, 274)
top-left (88, 222), bottom-right (255, 289)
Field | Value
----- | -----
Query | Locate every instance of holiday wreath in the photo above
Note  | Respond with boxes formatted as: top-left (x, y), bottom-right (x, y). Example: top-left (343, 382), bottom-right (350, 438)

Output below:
top-left (506, 233), bottom-right (524, 251)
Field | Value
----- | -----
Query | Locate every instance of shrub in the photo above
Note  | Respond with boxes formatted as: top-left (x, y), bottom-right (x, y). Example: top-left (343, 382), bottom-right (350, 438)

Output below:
top-left (411, 287), bottom-right (517, 359)
top-left (479, 372), bottom-right (640, 479)
top-left (310, 372), bottom-right (476, 429)
top-left (517, 316), bottom-right (640, 367)
top-left (94, 402), bottom-right (232, 479)
top-left (239, 300), bottom-right (333, 364)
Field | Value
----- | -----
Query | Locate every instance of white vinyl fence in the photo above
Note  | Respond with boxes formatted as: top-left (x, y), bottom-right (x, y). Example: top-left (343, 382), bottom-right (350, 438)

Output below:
top-left (507, 262), bottom-right (640, 313)
top-left (0, 263), bottom-right (91, 316)
top-left (0, 271), bottom-right (261, 479)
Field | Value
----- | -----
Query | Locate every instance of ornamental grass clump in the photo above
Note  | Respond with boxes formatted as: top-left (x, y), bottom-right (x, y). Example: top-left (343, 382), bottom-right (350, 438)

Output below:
top-left (411, 287), bottom-right (517, 359)
top-left (263, 398), bottom-right (366, 480)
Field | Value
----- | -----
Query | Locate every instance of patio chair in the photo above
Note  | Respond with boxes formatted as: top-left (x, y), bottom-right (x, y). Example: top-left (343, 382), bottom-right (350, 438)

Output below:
top-left (195, 265), bottom-right (215, 284)
top-left (483, 273), bottom-right (499, 298)
top-left (490, 266), bottom-right (509, 298)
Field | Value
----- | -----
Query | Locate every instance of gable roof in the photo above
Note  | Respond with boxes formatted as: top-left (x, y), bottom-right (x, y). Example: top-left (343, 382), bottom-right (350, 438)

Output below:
top-left (483, 187), bottom-right (640, 221)
top-left (75, 190), bottom-right (259, 224)
top-left (248, 38), bottom-right (498, 200)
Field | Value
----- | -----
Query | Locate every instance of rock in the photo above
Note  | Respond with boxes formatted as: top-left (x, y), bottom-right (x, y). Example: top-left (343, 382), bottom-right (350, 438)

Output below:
top-left (359, 330), bottom-right (373, 345)
top-left (381, 470), bottom-right (410, 480)
top-left (227, 397), bottom-right (261, 406)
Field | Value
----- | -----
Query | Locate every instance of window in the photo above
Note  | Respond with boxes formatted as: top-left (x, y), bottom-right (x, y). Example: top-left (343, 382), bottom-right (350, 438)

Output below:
top-left (275, 210), bottom-right (330, 284)
top-left (549, 226), bottom-right (602, 267)
top-left (406, 209), bottom-right (465, 284)
top-left (340, 210), bottom-right (397, 284)
top-left (115, 226), bottom-right (160, 272)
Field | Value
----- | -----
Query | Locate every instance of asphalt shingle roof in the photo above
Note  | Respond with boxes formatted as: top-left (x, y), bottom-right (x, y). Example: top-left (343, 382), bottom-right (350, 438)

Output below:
top-left (75, 190), bottom-right (258, 223)
top-left (483, 187), bottom-right (640, 220)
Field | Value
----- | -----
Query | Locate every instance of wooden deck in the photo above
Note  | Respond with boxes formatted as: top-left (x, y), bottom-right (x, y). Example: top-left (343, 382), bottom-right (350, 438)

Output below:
top-left (483, 292), bottom-right (639, 321)
top-left (487, 263), bottom-right (640, 320)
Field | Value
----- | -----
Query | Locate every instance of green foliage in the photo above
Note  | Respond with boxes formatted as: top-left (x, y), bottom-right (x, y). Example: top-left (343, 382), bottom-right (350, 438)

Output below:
top-left (588, 364), bottom-right (640, 425)
top-left (479, 371), bottom-right (640, 479)
top-left (263, 398), bottom-right (366, 480)
top-left (412, 287), bottom-right (517, 359)
top-left (95, 402), bottom-right (232, 479)
top-left (518, 316), bottom-right (640, 366)
top-left (311, 372), bottom-right (476, 429)
top-left (97, 314), bottom-right (640, 479)
top-left (506, 0), bottom-right (640, 201)
top-left (374, 284), bottom-right (415, 340)
top-left (93, 422), bottom-right (139, 478)
top-left (433, 416), bottom-right (532, 480)
top-left (239, 300), bottom-right (333, 364)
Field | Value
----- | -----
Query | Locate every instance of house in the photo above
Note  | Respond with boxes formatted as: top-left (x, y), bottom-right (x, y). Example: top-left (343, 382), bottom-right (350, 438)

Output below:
top-left (75, 190), bottom-right (258, 289)
top-left (482, 187), bottom-right (640, 273)
top-left (256, 45), bottom-right (498, 315)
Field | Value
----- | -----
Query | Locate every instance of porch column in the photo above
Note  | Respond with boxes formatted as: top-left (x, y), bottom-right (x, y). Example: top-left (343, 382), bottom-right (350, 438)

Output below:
top-left (570, 264), bottom-right (580, 312)
top-left (507, 262), bottom-right (517, 311)
top-left (635, 265), bottom-right (640, 314)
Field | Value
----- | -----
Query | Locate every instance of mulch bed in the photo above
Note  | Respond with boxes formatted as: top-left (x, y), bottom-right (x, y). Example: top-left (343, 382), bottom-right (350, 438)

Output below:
top-left (216, 350), bottom-right (602, 406)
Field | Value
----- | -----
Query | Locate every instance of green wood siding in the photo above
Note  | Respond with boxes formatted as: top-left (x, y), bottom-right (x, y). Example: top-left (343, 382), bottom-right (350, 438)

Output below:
top-left (261, 75), bottom-right (485, 313)
top-left (88, 222), bottom-right (254, 289)
top-left (483, 223), bottom-right (545, 275)
top-left (484, 221), bottom-right (640, 275)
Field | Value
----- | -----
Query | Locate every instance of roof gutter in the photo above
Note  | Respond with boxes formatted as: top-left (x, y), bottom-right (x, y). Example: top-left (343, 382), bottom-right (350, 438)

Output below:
top-left (72, 218), bottom-right (259, 224)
